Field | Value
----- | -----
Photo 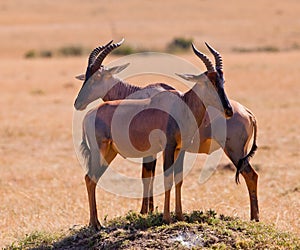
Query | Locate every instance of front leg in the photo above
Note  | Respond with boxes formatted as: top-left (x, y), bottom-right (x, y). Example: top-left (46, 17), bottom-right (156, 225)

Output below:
top-left (174, 150), bottom-right (185, 221)
top-left (140, 156), bottom-right (156, 214)
top-left (163, 145), bottom-right (176, 223)
top-left (148, 161), bottom-right (156, 213)
top-left (85, 174), bottom-right (102, 230)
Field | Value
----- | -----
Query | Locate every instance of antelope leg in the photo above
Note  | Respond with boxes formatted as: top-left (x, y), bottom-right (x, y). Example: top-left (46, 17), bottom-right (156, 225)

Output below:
top-left (140, 156), bottom-right (156, 214)
top-left (241, 163), bottom-right (259, 221)
top-left (162, 146), bottom-right (175, 223)
top-left (174, 150), bottom-right (185, 221)
top-left (85, 174), bottom-right (102, 230)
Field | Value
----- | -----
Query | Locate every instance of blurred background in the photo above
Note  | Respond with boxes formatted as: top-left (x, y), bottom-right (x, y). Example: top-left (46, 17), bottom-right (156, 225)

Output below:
top-left (0, 0), bottom-right (299, 247)
top-left (1, 0), bottom-right (300, 57)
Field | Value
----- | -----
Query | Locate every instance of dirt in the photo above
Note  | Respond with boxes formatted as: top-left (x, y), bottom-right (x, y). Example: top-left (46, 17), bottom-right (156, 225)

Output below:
top-left (7, 211), bottom-right (299, 249)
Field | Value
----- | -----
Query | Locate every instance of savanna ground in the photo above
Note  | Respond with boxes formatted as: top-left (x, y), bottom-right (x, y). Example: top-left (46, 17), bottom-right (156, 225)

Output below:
top-left (0, 0), bottom-right (299, 248)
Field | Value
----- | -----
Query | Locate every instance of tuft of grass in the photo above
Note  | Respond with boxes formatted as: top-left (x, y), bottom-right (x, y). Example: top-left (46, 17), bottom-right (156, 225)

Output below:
top-left (24, 50), bottom-right (36, 59)
top-left (24, 49), bottom-right (52, 58)
top-left (232, 46), bottom-right (280, 53)
top-left (40, 50), bottom-right (53, 58)
top-left (7, 231), bottom-right (62, 250)
top-left (24, 45), bottom-right (86, 59)
top-left (24, 38), bottom-right (197, 59)
top-left (166, 37), bottom-right (193, 53)
top-left (107, 210), bottom-right (164, 230)
top-left (291, 42), bottom-right (300, 50)
top-left (261, 46), bottom-right (280, 52)
top-left (58, 45), bottom-right (84, 57)
top-left (30, 89), bottom-right (45, 95)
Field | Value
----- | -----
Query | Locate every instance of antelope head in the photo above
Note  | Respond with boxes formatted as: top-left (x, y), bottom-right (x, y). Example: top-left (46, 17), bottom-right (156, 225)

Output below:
top-left (176, 42), bottom-right (233, 118)
top-left (74, 39), bottom-right (129, 111)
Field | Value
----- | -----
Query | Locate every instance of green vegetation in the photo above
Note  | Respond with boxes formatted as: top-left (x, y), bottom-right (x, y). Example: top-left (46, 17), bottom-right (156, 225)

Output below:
top-left (166, 37), bottom-right (194, 53)
top-left (24, 49), bottom-right (52, 58)
top-left (24, 45), bottom-right (85, 59)
top-left (23, 37), bottom-right (196, 59)
top-left (6, 231), bottom-right (63, 250)
top-left (233, 43), bottom-right (300, 53)
top-left (39, 50), bottom-right (53, 58)
top-left (24, 50), bottom-right (37, 59)
top-left (24, 39), bottom-right (300, 59)
top-left (23, 44), bottom-right (140, 58)
top-left (5, 210), bottom-right (299, 249)
top-left (232, 46), bottom-right (280, 53)
top-left (29, 89), bottom-right (45, 95)
top-left (110, 37), bottom-right (195, 55)
top-left (58, 45), bottom-right (84, 57)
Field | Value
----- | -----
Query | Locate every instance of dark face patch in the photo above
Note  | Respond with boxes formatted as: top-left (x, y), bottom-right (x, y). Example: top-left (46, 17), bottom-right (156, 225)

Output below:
top-left (206, 71), bottom-right (223, 90)
top-left (206, 70), bottom-right (233, 118)
top-left (215, 69), bottom-right (225, 88)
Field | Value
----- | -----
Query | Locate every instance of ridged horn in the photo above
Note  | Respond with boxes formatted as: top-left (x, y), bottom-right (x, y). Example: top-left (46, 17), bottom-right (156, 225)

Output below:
top-left (92, 38), bottom-right (125, 71)
top-left (191, 43), bottom-right (215, 73)
top-left (205, 42), bottom-right (223, 71)
top-left (88, 40), bottom-right (113, 67)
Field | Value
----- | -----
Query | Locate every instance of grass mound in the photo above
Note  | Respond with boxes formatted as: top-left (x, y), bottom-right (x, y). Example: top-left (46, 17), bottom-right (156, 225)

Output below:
top-left (5, 210), bottom-right (299, 249)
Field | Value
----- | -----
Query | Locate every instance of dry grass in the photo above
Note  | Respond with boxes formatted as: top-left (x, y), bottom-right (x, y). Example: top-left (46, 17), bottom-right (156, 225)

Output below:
top-left (5, 211), bottom-right (300, 249)
top-left (1, 0), bottom-right (300, 247)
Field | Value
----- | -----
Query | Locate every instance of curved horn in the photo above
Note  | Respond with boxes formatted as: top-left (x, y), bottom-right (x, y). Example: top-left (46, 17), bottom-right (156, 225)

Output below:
top-left (92, 38), bottom-right (125, 70)
top-left (88, 40), bottom-right (113, 66)
top-left (205, 42), bottom-right (223, 71)
top-left (191, 43), bottom-right (215, 73)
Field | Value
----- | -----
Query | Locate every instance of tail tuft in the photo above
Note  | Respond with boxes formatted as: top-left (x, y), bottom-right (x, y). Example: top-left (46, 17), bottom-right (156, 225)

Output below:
top-left (80, 131), bottom-right (91, 172)
top-left (235, 113), bottom-right (258, 184)
top-left (235, 142), bottom-right (257, 184)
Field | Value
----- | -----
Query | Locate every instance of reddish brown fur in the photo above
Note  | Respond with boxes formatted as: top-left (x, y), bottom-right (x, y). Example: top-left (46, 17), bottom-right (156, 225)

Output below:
top-left (76, 42), bottom-right (233, 229)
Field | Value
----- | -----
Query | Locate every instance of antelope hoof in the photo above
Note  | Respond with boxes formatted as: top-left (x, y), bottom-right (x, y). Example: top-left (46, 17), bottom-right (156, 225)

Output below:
top-left (140, 209), bottom-right (147, 215)
top-left (162, 215), bottom-right (172, 224)
top-left (140, 199), bottom-right (148, 214)
top-left (176, 212), bottom-right (184, 221)
top-left (90, 220), bottom-right (103, 231)
top-left (149, 197), bottom-right (154, 213)
top-left (251, 215), bottom-right (259, 222)
top-left (149, 204), bottom-right (154, 213)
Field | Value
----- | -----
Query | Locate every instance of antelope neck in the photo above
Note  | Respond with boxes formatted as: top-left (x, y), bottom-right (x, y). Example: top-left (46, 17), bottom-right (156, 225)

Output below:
top-left (102, 81), bottom-right (142, 101)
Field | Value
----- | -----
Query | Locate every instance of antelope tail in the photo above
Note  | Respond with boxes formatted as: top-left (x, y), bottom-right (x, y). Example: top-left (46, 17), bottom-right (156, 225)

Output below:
top-left (235, 111), bottom-right (258, 184)
top-left (80, 126), bottom-right (91, 173)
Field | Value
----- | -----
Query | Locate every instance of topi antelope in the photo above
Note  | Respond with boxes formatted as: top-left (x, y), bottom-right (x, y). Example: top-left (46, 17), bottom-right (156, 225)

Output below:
top-left (140, 104), bottom-right (259, 221)
top-left (74, 39), bottom-right (175, 110)
top-left (74, 40), bottom-right (233, 229)
top-left (140, 45), bottom-right (259, 222)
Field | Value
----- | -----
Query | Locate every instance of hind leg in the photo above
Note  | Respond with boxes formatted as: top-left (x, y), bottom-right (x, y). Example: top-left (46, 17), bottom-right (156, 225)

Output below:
top-left (225, 151), bottom-right (259, 221)
top-left (241, 163), bottom-right (259, 221)
top-left (140, 156), bottom-right (156, 214)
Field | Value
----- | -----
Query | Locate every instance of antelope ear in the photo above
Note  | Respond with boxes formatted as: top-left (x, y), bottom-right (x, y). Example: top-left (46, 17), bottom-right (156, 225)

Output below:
top-left (107, 63), bottom-right (130, 75)
top-left (75, 74), bottom-right (85, 81)
top-left (175, 73), bottom-right (199, 82)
